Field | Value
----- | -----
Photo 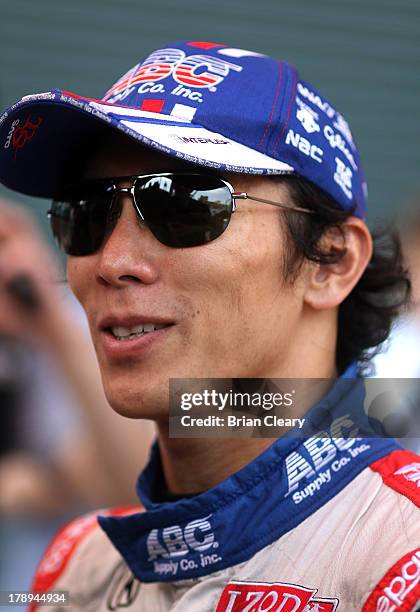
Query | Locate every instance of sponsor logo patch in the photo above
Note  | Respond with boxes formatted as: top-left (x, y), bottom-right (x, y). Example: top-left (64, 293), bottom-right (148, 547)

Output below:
top-left (103, 47), bottom-right (242, 103)
top-left (323, 125), bottom-right (358, 171)
top-left (172, 135), bottom-right (230, 145)
top-left (333, 113), bottom-right (355, 149)
top-left (362, 548), bottom-right (420, 611)
top-left (296, 98), bottom-right (320, 134)
top-left (285, 129), bottom-right (323, 164)
top-left (333, 157), bottom-right (353, 199)
top-left (20, 92), bottom-right (56, 103)
top-left (370, 449), bottom-right (420, 507)
top-left (296, 82), bottom-right (336, 119)
top-left (4, 119), bottom-right (20, 150)
top-left (147, 514), bottom-right (222, 577)
top-left (394, 462), bottom-right (420, 488)
top-left (284, 414), bottom-right (364, 501)
top-left (8, 115), bottom-right (43, 160)
top-left (216, 580), bottom-right (339, 611)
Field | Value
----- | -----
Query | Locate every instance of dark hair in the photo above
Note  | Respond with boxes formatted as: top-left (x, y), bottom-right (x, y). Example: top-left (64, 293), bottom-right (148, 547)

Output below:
top-left (276, 175), bottom-right (411, 375)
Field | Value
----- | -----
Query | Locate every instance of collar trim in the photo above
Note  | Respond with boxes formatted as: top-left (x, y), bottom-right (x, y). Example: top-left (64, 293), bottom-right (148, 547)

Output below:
top-left (99, 376), bottom-right (399, 582)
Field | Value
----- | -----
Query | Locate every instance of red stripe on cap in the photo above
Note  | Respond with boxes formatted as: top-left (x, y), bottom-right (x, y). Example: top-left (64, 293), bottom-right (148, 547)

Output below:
top-left (62, 91), bottom-right (102, 103)
top-left (140, 99), bottom-right (165, 113)
top-left (259, 61), bottom-right (283, 147)
top-left (272, 73), bottom-right (297, 154)
top-left (370, 449), bottom-right (420, 508)
top-left (186, 41), bottom-right (224, 49)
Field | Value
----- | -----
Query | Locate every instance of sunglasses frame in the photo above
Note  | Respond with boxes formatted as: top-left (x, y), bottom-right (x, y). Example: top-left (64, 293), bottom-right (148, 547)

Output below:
top-left (48, 172), bottom-right (314, 253)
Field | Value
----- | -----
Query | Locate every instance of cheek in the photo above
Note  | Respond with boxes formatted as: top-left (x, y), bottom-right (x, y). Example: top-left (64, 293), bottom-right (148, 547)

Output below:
top-left (177, 213), bottom-right (287, 332)
top-left (67, 256), bottom-right (93, 304)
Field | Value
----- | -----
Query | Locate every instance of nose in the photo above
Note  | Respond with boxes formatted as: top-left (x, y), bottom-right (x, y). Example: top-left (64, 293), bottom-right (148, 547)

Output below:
top-left (95, 193), bottom-right (160, 288)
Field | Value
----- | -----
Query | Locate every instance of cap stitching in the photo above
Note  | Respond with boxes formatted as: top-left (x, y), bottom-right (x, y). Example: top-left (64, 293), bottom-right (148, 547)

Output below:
top-left (258, 61), bottom-right (283, 149)
top-left (272, 73), bottom-right (297, 154)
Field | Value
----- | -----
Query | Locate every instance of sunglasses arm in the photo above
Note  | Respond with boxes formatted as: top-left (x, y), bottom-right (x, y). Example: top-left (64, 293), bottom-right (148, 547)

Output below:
top-left (232, 192), bottom-right (314, 215)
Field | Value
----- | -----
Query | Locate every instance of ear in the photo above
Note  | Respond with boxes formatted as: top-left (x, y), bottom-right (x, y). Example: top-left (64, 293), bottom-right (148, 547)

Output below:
top-left (303, 217), bottom-right (373, 310)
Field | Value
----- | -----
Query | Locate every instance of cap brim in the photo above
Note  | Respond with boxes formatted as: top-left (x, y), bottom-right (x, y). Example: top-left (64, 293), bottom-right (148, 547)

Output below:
top-left (0, 90), bottom-right (294, 198)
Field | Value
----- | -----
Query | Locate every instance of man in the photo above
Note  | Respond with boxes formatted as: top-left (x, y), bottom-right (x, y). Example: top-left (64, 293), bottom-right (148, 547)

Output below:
top-left (0, 40), bottom-right (418, 610)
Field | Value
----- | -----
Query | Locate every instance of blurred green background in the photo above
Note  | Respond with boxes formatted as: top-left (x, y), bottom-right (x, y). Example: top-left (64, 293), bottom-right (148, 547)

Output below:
top-left (1, 0), bottom-right (419, 232)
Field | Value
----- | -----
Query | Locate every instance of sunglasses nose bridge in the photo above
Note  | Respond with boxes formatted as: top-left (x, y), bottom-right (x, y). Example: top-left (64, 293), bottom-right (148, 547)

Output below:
top-left (114, 185), bottom-right (145, 224)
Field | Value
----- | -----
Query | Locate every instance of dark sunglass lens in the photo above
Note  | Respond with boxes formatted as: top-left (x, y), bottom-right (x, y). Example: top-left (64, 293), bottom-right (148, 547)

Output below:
top-left (50, 183), bottom-right (116, 255)
top-left (134, 175), bottom-right (232, 248)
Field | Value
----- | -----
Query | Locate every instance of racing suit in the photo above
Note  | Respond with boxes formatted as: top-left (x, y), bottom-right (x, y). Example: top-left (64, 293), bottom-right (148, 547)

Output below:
top-left (30, 376), bottom-right (420, 611)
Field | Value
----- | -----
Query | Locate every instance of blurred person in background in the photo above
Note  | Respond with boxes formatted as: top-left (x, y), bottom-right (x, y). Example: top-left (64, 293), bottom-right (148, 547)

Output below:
top-left (374, 212), bottom-right (420, 377)
top-left (0, 40), bottom-right (418, 610)
top-left (372, 210), bottom-right (420, 451)
top-left (0, 198), bottom-right (153, 587)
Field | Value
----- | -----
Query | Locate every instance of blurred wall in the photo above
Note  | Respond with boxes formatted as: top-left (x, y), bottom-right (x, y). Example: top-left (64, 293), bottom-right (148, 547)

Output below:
top-left (1, 0), bottom-right (419, 231)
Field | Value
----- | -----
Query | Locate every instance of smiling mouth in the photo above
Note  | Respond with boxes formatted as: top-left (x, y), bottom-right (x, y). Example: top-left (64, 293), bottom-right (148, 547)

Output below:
top-left (109, 323), bottom-right (171, 341)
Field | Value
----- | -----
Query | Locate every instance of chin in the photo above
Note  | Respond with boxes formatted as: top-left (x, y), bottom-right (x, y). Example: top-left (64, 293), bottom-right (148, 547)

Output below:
top-left (102, 373), bottom-right (169, 420)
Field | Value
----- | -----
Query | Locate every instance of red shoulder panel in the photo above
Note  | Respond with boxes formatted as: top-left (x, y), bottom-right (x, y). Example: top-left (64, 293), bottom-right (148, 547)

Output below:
top-left (370, 449), bottom-right (420, 508)
top-left (362, 548), bottom-right (420, 611)
top-left (29, 505), bottom-right (141, 611)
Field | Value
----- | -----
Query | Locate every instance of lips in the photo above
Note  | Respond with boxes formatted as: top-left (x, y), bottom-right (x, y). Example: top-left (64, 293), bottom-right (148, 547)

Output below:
top-left (110, 322), bottom-right (169, 340)
top-left (98, 315), bottom-right (174, 360)
top-left (99, 315), bottom-right (174, 331)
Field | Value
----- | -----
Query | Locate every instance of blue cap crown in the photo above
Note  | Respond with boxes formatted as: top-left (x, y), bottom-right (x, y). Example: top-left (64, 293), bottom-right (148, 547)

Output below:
top-left (0, 40), bottom-right (367, 216)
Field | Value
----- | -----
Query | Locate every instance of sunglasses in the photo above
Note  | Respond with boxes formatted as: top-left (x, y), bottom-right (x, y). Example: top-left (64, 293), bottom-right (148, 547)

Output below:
top-left (48, 173), bottom-right (313, 254)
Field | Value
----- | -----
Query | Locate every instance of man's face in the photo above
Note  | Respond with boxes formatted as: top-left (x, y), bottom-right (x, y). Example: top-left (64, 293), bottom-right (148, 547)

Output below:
top-left (67, 136), bottom-right (307, 419)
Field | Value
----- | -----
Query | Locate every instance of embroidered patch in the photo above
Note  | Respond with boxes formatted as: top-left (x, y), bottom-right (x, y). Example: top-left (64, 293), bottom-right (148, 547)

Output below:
top-left (362, 548), bottom-right (420, 611)
top-left (216, 580), bottom-right (338, 611)
top-left (370, 450), bottom-right (420, 507)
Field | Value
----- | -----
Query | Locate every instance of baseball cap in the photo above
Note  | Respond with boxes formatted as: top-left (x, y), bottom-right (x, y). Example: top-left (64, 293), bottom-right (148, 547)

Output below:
top-left (0, 40), bottom-right (367, 217)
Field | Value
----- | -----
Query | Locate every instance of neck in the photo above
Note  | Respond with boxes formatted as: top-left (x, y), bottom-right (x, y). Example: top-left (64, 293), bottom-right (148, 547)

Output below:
top-left (157, 370), bottom-right (337, 495)
top-left (156, 310), bottom-right (338, 495)
top-left (156, 428), bottom-right (275, 494)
